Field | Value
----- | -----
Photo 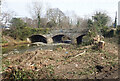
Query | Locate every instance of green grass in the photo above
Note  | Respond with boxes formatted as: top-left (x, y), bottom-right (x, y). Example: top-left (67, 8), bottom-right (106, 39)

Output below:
top-left (2, 39), bottom-right (8, 44)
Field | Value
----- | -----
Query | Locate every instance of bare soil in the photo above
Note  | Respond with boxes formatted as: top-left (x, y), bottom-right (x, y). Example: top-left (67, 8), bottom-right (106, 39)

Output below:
top-left (2, 37), bottom-right (119, 79)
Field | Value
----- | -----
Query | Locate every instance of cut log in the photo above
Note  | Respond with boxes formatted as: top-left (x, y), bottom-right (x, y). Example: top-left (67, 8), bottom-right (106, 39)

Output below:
top-left (98, 41), bottom-right (105, 49)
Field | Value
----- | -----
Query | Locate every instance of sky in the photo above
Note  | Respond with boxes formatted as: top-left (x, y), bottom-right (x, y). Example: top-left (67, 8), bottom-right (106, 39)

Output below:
top-left (2, 0), bottom-right (120, 21)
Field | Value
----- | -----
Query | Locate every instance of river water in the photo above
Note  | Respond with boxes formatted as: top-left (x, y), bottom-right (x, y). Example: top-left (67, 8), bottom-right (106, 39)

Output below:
top-left (2, 43), bottom-right (70, 56)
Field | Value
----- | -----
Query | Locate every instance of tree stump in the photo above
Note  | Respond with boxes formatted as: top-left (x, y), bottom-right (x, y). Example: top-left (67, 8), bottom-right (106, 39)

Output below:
top-left (98, 41), bottom-right (105, 50)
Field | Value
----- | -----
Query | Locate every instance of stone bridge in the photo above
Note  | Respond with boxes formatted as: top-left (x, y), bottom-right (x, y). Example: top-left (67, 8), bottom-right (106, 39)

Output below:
top-left (27, 28), bottom-right (88, 44)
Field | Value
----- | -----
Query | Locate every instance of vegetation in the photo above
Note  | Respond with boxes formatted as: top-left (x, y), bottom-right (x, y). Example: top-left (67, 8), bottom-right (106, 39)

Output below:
top-left (2, 37), bottom-right (118, 79)
top-left (2, 18), bottom-right (50, 41)
top-left (2, 11), bottom-right (117, 47)
top-left (1, 0), bottom-right (119, 80)
top-left (87, 12), bottom-right (111, 37)
top-left (2, 39), bottom-right (8, 44)
top-left (2, 4), bottom-right (115, 43)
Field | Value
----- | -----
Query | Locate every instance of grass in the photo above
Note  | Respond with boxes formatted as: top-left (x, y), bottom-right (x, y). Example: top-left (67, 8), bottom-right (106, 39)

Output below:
top-left (3, 68), bottom-right (35, 79)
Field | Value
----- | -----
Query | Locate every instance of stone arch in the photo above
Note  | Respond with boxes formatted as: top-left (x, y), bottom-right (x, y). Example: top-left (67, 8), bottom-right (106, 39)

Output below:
top-left (76, 34), bottom-right (86, 44)
top-left (52, 34), bottom-right (71, 43)
top-left (29, 35), bottom-right (47, 43)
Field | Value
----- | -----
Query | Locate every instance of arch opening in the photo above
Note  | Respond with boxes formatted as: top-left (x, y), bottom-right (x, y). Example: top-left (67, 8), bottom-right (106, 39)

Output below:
top-left (76, 34), bottom-right (85, 45)
top-left (52, 34), bottom-right (71, 43)
top-left (29, 35), bottom-right (47, 43)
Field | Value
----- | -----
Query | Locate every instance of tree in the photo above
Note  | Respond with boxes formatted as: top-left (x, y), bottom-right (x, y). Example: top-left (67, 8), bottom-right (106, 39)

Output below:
top-left (76, 17), bottom-right (84, 28)
top-left (113, 12), bottom-right (117, 28)
top-left (40, 18), bottom-right (47, 27)
top-left (92, 12), bottom-right (110, 34)
top-left (65, 11), bottom-right (79, 28)
top-left (0, 0), bottom-right (16, 26)
top-left (9, 18), bottom-right (27, 39)
top-left (60, 16), bottom-right (70, 28)
top-left (76, 20), bottom-right (80, 27)
top-left (93, 12), bottom-right (109, 28)
top-left (80, 19), bottom-right (88, 29)
top-left (10, 18), bottom-right (26, 29)
top-left (28, 1), bottom-right (43, 28)
top-left (87, 19), bottom-right (93, 28)
top-left (0, 11), bottom-right (16, 26)
top-left (21, 17), bottom-right (37, 28)
top-left (46, 21), bottom-right (56, 28)
top-left (46, 8), bottom-right (66, 28)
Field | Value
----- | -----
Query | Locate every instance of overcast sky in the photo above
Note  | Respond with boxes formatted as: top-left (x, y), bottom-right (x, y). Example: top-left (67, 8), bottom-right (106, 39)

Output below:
top-left (2, 0), bottom-right (120, 21)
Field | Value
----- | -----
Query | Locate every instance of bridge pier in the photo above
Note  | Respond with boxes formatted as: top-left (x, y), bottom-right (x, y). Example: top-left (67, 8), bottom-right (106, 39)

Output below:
top-left (71, 39), bottom-right (77, 44)
top-left (26, 38), bottom-right (31, 43)
top-left (47, 37), bottom-right (53, 44)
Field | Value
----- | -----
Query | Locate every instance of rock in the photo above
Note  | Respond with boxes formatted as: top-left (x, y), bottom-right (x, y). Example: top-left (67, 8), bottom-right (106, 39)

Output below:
top-left (13, 49), bottom-right (17, 51)
top-left (9, 51), bottom-right (14, 55)
top-left (14, 50), bottom-right (20, 54)
top-left (75, 64), bottom-right (78, 67)
top-left (3, 54), bottom-right (8, 57)
top-left (101, 57), bottom-right (104, 60)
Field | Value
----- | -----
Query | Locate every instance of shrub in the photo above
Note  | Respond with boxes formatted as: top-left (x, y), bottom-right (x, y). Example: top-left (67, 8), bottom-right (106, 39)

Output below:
top-left (2, 27), bottom-right (50, 41)
top-left (82, 35), bottom-right (93, 46)
top-left (2, 18), bottom-right (51, 41)
top-left (102, 28), bottom-right (116, 37)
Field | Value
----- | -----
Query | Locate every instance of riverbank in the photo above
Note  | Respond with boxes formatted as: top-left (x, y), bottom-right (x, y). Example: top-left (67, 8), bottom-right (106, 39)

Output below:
top-left (1, 37), bottom-right (118, 79)
top-left (1, 35), bottom-right (30, 47)
top-left (2, 41), bottom-right (30, 47)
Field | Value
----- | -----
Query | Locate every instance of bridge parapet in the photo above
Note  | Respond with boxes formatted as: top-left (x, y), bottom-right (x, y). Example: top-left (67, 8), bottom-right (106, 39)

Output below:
top-left (50, 28), bottom-right (88, 33)
top-left (49, 28), bottom-right (88, 38)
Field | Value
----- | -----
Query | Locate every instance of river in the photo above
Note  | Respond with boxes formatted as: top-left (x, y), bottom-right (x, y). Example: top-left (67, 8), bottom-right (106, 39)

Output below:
top-left (2, 42), bottom-right (70, 57)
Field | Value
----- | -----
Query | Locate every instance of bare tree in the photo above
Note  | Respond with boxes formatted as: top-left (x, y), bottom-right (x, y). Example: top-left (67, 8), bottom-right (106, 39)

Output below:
top-left (28, 1), bottom-right (43, 28)
top-left (69, 12), bottom-right (88, 29)
top-left (46, 8), bottom-right (66, 28)
top-left (0, 0), bottom-right (16, 26)
top-left (60, 16), bottom-right (70, 28)
top-left (1, 11), bottom-right (16, 26)
top-left (76, 17), bottom-right (84, 27)
top-left (80, 19), bottom-right (88, 30)
top-left (65, 11), bottom-right (80, 28)
top-left (21, 17), bottom-right (37, 28)
top-left (40, 18), bottom-right (47, 27)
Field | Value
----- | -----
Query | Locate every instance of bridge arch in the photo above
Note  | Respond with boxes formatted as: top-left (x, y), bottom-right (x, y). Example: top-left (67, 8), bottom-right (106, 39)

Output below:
top-left (29, 35), bottom-right (47, 43)
top-left (52, 34), bottom-right (71, 43)
top-left (76, 34), bottom-right (86, 44)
